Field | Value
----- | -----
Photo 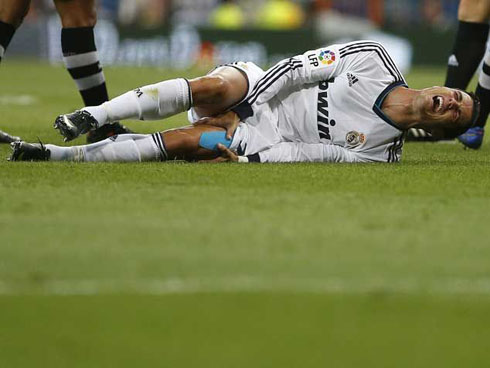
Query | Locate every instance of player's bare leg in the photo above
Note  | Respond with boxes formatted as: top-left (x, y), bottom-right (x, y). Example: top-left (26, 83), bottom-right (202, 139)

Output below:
top-left (162, 124), bottom-right (232, 161)
top-left (189, 66), bottom-right (249, 118)
top-left (0, 0), bottom-right (30, 137)
top-left (10, 124), bottom-right (230, 162)
top-left (0, 0), bottom-right (30, 62)
top-left (54, 66), bottom-right (249, 141)
top-left (0, 0), bottom-right (30, 28)
top-left (457, 0), bottom-right (490, 23)
top-left (54, 0), bottom-right (133, 143)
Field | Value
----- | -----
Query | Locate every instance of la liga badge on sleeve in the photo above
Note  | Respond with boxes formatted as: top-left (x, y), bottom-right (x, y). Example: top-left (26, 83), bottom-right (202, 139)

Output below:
top-left (318, 50), bottom-right (336, 65)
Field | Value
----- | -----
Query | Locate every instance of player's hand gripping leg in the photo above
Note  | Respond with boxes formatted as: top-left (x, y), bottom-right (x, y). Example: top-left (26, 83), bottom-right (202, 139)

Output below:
top-left (193, 111), bottom-right (240, 140)
top-left (199, 144), bottom-right (239, 163)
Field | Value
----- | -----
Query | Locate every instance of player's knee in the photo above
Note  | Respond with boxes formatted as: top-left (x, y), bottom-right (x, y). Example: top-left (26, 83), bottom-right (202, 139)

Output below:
top-left (56, 1), bottom-right (97, 27)
top-left (192, 75), bottom-right (232, 105)
top-left (0, 2), bottom-right (30, 28)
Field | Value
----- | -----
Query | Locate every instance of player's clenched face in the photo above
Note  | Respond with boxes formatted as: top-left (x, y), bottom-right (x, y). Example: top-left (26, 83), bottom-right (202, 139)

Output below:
top-left (416, 86), bottom-right (474, 129)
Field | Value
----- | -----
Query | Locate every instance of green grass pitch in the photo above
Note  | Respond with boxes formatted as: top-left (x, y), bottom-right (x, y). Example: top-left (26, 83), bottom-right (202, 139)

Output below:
top-left (1, 61), bottom-right (490, 367)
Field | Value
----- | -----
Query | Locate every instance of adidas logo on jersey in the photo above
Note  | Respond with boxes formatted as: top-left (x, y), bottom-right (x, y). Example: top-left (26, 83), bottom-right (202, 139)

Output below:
top-left (448, 54), bottom-right (459, 67)
top-left (347, 73), bottom-right (359, 87)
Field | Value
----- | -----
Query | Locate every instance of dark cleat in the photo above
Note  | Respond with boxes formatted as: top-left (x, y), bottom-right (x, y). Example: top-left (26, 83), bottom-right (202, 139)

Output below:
top-left (0, 130), bottom-right (21, 144)
top-left (53, 110), bottom-right (99, 142)
top-left (86, 122), bottom-right (134, 143)
top-left (457, 126), bottom-right (484, 150)
top-left (9, 141), bottom-right (50, 161)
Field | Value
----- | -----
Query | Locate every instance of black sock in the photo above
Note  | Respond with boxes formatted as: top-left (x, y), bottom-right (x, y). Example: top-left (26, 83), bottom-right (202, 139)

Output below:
top-left (445, 21), bottom-right (489, 89)
top-left (61, 26), bottom-right (109, 106)
top-left (0, 21), bottom-right (16, 63)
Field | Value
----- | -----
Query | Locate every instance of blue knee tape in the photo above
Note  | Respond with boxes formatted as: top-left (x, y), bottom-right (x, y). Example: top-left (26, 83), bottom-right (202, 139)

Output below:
top-left (199, 131), bottom-right (232, 151)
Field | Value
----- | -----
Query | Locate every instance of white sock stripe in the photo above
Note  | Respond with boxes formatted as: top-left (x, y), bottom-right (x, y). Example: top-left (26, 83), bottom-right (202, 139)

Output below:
top-left (75, 72), bottom-right (106, 91)
top-left (183, 78), bottom-right (193, 109)
top-left (156, 133), bottom-right (168, 159)
top-left (484, 49), bottom-right (490, 65)
top-left (63, 51), bottom-right (99, 68)
top-left (0, 45), bottom-right (4, 58)
top-left (479, 71), bottom-right (490, 89)
top-left (151, 133), bottom-right (168, 160)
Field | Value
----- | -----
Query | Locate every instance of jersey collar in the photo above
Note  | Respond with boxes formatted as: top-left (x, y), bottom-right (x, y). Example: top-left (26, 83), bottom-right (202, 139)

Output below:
top-left (372, 80), bottom-right (408, 131)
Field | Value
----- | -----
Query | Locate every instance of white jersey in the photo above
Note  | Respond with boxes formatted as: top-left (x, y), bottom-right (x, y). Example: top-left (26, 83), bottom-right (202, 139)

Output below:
top-left (230, 40), bottom-right (407, 163)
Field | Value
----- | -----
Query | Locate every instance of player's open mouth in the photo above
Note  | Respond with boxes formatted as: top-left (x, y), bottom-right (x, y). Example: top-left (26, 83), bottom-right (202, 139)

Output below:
top-left (432, 95), bottom-right (444, 113)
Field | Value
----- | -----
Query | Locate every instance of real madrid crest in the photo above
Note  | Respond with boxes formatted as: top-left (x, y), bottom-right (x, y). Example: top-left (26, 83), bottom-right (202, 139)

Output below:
top-left (345, 131), bottom-right (365, 147)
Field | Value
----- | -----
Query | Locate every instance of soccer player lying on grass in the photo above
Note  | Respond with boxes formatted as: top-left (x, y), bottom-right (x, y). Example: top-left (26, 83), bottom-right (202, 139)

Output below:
top-left (9, 40), bottom-right (480, 163)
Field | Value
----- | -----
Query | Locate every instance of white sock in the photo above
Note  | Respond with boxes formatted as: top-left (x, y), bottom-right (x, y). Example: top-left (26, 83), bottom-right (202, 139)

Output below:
top-left (82, 78), bottom-right (192, 127)
top-left (45, 144), bottom-right (76, 161)
top-left (46, 133), bottom-right (167, 162)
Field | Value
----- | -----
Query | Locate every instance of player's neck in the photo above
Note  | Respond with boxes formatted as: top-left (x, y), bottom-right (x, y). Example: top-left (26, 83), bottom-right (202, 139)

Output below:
top-left (381, 87), bottom-right (423, 130)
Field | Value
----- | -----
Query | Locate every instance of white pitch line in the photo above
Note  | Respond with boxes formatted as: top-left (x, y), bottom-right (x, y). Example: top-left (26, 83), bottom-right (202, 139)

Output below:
top-left (0, 95), bottom-right (37, 105)
top-left (2, 276), bottom-right (490, 296)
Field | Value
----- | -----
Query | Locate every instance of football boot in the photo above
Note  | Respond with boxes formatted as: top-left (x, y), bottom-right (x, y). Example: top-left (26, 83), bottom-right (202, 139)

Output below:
top-left (0, 130), bottom-right (21, 144)
top-left (86, 122), bottom-right (133, 143)
top-left (54, 110), bottom-right (98, 142)
top-left (457, 126), bottom-right (484, 150)
top-left (9, 141), bottom-right (50, 161)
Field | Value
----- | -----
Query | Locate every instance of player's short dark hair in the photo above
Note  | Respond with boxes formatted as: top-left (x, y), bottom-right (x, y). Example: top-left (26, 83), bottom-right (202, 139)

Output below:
top-left (441, 91), bottom-right (480, 139)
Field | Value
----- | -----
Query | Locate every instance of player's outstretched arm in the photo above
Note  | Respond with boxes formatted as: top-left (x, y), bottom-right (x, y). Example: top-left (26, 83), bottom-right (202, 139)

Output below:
top-left (231, 142), bottom-right (369, 164)
top-left (244, 40), bottom-right (399, 110)
top-left (248, 41), bottom-right (375, 107)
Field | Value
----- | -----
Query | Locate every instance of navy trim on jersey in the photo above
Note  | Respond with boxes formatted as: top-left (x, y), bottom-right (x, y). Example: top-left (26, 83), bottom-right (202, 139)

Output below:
top-left (372, 80), bottom-right (407, 131)
top-left (232, 101), bottom-right (253, 121)
top-left (247, 153), bottom-right (261, 162)
top-left (387, 132), bottom-right (405, 163)
top-left (231, 58), bottom-right (303, 120)
top-left (247, 58), bottom-right (301, 101)
top-left (247, 58), bottom-right (303, 105)
top-left (339, 41), bottom-right (405, 82)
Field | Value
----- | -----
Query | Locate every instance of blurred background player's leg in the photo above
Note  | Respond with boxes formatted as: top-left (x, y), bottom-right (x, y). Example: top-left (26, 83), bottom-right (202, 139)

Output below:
top-left (475, 48), bottom-right (490, 128)
top-left (0, 0), bottom-right (30, 143)
top-left (445, 0), bottom-right (490, 149)
top-left (407, 0), bottom-right (490, 144)
top-left (0, 0), bottom-right (30, 63)
top-left (54, 0), bottom-right (132, 143)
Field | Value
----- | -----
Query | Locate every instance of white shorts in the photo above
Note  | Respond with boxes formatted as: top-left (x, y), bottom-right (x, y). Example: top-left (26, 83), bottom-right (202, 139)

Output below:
top-left (187, 61), bottom-right (265, 123)
top-left (228, 122), bottom-right (282, 156)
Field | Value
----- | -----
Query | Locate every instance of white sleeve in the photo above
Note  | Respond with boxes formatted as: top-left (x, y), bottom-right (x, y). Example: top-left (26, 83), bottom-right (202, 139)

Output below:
top-left (232, 40), bottom-right (402, 120)
top-left (246, 42), bottom-right (364, 107)
top-left (245, 142), bottom-right (368, 163)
